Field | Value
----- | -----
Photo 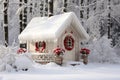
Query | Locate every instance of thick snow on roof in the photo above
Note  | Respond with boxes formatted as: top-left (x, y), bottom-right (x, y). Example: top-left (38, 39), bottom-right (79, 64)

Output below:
top-left (18, 12), bottom-right (89, 43)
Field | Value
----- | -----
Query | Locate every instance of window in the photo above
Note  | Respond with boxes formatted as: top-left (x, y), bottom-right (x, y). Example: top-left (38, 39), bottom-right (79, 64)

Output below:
top-left (35, 41), bottom-right (46, 52)
top-left (20, 43), bottom-right (27, 49)
top-left (67, 38), bottom-right (72, 48)
top-left (64, 35), bottom-right (74, 51)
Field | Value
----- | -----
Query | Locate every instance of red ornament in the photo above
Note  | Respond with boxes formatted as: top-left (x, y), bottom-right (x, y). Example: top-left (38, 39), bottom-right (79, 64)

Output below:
top-left (53, 46), bottom-right (65, 56)
top-left (17, 48), bottom-right (27, 54)
top-left (80, 48), bottom-right (90, 54)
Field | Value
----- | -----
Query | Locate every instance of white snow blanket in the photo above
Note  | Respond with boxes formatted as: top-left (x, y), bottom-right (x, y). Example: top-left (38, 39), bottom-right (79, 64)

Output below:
top-left (0, 62), bottom-right (120, 80)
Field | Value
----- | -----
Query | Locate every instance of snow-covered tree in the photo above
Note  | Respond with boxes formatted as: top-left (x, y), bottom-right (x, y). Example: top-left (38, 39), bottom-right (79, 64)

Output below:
top-left (13, 53), bottom-right (33, 71)
top-left (88, 36), bottom-right (120, 63)
top-left (0, 45), bottom-right (17, 71)
top-left (63, 0), bottom-right (67, 12)
top-left (0, 45), bottom-right (33, 72)
top-left (3, 0), bottom-right (9, 46)
top-left (19, 0), bottom-right (23, 33)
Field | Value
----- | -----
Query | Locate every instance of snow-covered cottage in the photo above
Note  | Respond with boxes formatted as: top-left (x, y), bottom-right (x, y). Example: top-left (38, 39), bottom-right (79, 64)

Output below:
top-left (18, 12), bottom-right (89, 63)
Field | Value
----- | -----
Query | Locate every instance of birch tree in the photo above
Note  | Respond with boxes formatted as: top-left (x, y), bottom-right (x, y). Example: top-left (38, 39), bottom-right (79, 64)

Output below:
top-left (63, 0), bottom-right (67, 12)
top-left (43, 0), bottom-right (48, 16)
top-left (48, 0), bottom-right (53, 17)
top-left (22, 0), bottom-right (27, 30)
top-left (39, 0), bottom-right (44, 17)
top-left (3, 0), bottom-right (9, 46)
top-left (107, 0), bottom-right (112, 39)
top-left (19, 0), bottom-right (23, 33)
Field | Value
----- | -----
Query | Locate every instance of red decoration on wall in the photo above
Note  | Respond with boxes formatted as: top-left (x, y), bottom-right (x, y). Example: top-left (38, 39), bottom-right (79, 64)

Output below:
top-left (64, 35), bottom-right (74, 51)
top-left (42, 41), bottom-right (46, 49)
top-left (35, 42), bottom-right (39, 51)
top-left (80, 48), bottom-right (90, 54)
top-left (40, 41), bottom-right (46, 52)
top-left (17, 48), bottom-right (27, 54)
top-left (35, 41), bottom-right (46, 52)
top-left (53, 46), bottom-right (65, 56)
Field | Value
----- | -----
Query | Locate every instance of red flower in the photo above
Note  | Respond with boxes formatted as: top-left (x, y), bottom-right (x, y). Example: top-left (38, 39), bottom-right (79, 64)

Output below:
top-left (17, 48), bottom-right (27, 54)
top-left (80, 48), bottom-right (90, 54)
top-left (53, 47), bottom-right (65, 56)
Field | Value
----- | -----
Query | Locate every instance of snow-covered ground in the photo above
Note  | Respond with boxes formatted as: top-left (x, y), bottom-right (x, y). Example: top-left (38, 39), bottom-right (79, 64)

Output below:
top-left (0, 62), bottom-right (120, 80)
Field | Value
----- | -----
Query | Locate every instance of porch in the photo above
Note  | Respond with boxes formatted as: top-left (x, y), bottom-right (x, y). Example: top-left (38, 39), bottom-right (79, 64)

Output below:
top-left (31, 53), bottom-right (63, 65)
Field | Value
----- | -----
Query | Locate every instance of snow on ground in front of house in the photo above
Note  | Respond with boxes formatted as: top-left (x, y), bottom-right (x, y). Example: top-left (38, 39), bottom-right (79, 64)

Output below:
top-left (0, 62), bottom-right (120, 80)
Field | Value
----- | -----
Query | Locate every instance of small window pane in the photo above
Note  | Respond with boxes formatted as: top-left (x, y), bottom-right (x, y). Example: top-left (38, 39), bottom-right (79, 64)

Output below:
top-left (20, 43), bottom-right (27, 48)
top-left (64, 35), bottom-right (74, 51)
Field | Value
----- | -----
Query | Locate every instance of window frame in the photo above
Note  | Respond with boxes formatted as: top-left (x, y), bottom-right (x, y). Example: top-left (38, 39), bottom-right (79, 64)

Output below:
top-left (20, 43), bottom-right (27, 49)
top-left (64, 35), bottom-right (74, 51)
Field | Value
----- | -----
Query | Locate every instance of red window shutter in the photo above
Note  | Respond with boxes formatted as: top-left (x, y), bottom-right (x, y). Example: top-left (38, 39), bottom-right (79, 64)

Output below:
top-left (42, 41), bottom-right (46, 49)
top-left (35, 42), bottom-right (39, 51)
top-left (35, 42), bottom-right (38, 48)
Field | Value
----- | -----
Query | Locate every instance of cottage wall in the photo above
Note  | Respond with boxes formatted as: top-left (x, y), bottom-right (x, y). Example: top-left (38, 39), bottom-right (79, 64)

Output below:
top-left (27, 26), bottom-right (81, 61)
top-left (46, 41), bottom-right (56, 53)
top-left (28, 41), bottom-right (56, 53)
top-left (27, 25), bottom-right (82, 62)
top-left (28, 41), bottom-right (36, 52)
top-left (57, 24), bottom-right (81, 62)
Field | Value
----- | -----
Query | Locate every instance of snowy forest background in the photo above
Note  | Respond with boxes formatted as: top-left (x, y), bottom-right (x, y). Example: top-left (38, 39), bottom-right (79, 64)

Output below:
top-left (0, 0), bottom-right (120, 65)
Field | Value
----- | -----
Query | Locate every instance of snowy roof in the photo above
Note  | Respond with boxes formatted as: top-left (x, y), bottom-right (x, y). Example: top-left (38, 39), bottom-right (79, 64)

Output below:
top-left (18, 12), bottom-right (89, 43)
